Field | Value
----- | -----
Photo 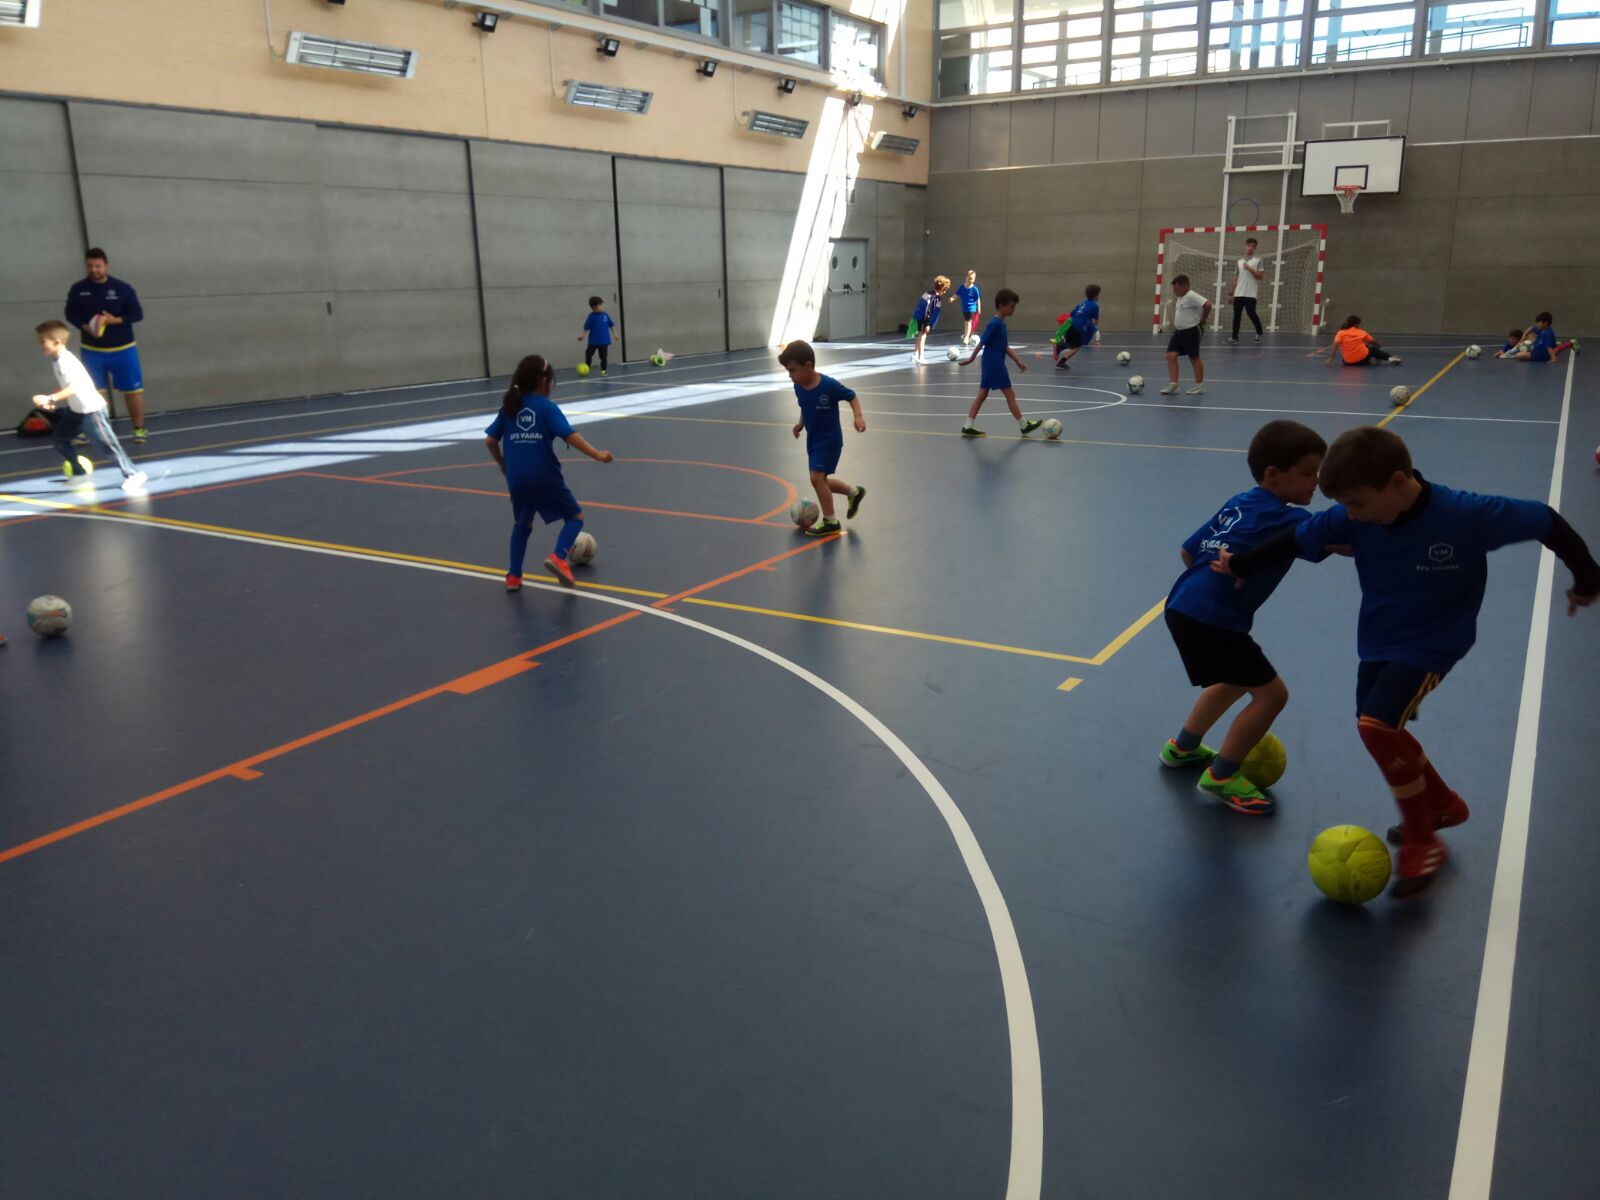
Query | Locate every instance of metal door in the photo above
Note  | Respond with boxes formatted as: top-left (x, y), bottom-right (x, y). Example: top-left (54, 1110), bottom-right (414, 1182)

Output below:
top-left (825, 239), bottom-right (868, 339)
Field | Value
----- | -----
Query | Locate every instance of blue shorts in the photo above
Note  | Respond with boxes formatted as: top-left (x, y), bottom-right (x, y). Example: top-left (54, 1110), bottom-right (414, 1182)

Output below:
top-left (1356, 661), bottom-right (1447, 728)
top-left (509, 483), bottom-right (580, 525)
top-left (807, 441), bottom-right (843, 475)
top-left (980, 365), bottom-right (1012, 391)
top-left (81, 344), bottom-right (144, 393)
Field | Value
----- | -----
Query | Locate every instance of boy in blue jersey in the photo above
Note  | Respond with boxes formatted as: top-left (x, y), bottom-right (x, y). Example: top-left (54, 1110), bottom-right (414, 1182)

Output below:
top-left (959, 289), bottom-right (1041, 438)
top-left (1052, 284), bottom-right (1101, 370)
top-left (1504, 312), bottom-right (1577, 363)
top-left (956, 270), bottom-right (982, 346)
top-left (578, 296), bottom-right (617, 376)
top-left (485, 353), bottom-right (613, 590)
top-left (1495, 329), bottom-right (1526, 359)
top-left (1160, 421), bottom-right (1327, 815)
top-left (64, 248), bottom-right (150, 442)
top-left (910, 276), bottom-right (950, 365)
top-left (780, 340), bottom-right (866, 538)
top-left (1217, 426), bottom-right (1600, 893)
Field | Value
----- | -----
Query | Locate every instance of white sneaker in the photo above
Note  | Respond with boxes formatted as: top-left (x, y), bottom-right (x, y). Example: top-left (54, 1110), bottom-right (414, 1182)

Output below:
top-left (1159, 383), bottom-right (1179, 395)
top-left (1389, 356), bottom-right (1404, 365)
top-left (121, 471), bottom-right (148, 493)
top-left (1187, 385), bottom-right (1206, 395)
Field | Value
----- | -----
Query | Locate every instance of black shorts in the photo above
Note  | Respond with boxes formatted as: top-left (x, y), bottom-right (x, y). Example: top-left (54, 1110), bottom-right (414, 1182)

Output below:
top-left (1058, 324), bottom-right (1084, 350)
top-left (1167, 326), bottom-right (1203, 359)
top-left (916, 318), bottom-right (936, 334)
top-left (1165, 607), bottom-right (1277, 689)
top-left (1356, 661), bottom-right (1447, 728)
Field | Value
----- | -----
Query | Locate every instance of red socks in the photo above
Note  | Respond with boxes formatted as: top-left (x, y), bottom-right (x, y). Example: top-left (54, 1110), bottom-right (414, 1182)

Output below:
top-left (1357, 718), bottom-right (1440, 844)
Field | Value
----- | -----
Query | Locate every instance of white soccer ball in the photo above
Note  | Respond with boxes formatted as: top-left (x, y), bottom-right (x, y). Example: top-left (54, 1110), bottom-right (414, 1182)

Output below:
top-left (1041, 418), bottom-right (1064, 440)
top-left (946, 346), bottom-right (962, 361)
top-left (566, 531), bottom-right (597, 565)
top-left (1466, 344), bottom-right (1482, 359)
top-left (1116, 351), bottom-right (1132, 366)
top-left (789, 498), bottom-right (820, 529)
top-left (1390, 385), bottom-right (1411, 407)
top-left (1127, 375), bottom-right (1145, 394)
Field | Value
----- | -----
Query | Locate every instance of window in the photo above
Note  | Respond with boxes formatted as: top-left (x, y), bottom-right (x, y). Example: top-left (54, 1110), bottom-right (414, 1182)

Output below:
top-left (777, 1), bottom-right (823, 65)
top-left (940, 0), bottom-right (1017, 27)
top-left (662, 0), bottom-right (719, 38)
top-left (831, 13), bottom-right (883, 83)
top-left (1209, 0), bottom-right (1305, 71)
top-left (1312, 0), bottom-right (1417, 62)
top-left (733, 0), bottom-right (772, 53)
top-left (1548, 0), bottom-right (1600, 44)
top-left (601, 0), bottom-right (661, 24)
top-left (1425, 0), bottom-right (1533, 53)
top-left (1110, 1), bottom-right (1201, 82)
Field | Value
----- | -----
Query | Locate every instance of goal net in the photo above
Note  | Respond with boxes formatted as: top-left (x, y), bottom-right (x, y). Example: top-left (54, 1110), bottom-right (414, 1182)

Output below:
top-left (1152, 225), bottom-right (1328, 335)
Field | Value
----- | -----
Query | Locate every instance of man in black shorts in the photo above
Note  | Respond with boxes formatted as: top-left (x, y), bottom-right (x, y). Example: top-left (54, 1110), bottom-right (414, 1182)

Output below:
top-left (1160, 274), bottom-right (1210, 396)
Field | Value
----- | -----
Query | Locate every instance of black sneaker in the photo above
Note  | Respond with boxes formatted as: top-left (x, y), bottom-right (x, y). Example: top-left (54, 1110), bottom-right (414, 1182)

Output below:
top-left (1019, 419), bottom-right (1043, 437)
top-left (846, 485), bottom-right (866, 520)
top-left (1226, 337), bottom-right (1239, 344)
top-left (960, 425), bottom-right (986, 437)
top-left (803, 518), bottom-right (842, 537)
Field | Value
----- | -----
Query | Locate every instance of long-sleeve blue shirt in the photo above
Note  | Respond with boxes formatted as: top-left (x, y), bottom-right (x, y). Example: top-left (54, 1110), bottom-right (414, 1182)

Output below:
top-left (64, 276), bottom-right (144, 350)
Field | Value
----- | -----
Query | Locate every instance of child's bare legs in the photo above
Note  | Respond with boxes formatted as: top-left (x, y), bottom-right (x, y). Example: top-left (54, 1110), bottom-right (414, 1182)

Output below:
top-left (810, 470), bottom-right (851, 519)
top-left (1000, 387), bottom-right (1023, 421)
top-left (1191, 354), bottom-right (1205, 384)
top-left (966, 387), bottom-right (990, 423)
top-left (1166, 350), bottom-right (1181, 384)
top-left (914, 330), bottom-right (928, 361)
top-left (1176, 678), bottom-right (1288, 770)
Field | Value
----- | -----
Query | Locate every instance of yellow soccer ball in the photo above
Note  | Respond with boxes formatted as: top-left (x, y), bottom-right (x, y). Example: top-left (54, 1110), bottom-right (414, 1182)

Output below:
top-left (1308, 825), bottom-right (1392, 904)
top-left (1241, 731), bottom-right (1287, 790)
top-left (576, 363), bottom-right (590, 377)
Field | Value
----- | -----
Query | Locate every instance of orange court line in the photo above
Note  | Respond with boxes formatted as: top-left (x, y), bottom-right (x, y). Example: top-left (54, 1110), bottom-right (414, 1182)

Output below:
top-left (0, 533), bottom-right (834, 868)
top-left (299, 470), bottom-right (787, 528)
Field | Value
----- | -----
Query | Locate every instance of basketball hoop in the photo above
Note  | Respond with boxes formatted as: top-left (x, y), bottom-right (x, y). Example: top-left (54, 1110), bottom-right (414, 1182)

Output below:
top-left (1335, 185), bottom-right (1363, 214)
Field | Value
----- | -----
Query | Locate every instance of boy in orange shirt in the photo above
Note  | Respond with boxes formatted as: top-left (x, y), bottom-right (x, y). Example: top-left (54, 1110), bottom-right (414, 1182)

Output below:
top-left (1325, 315), bottom-right (1402, 368)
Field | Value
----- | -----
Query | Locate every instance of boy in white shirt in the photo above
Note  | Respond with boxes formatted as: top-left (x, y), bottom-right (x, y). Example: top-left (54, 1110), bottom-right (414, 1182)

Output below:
top-left (1162, 275), bottom-right (1211, 396)
top-left (33, 320), bottom-right (147, 492)
top-left (1227, 237), bottom-right (1265, 344)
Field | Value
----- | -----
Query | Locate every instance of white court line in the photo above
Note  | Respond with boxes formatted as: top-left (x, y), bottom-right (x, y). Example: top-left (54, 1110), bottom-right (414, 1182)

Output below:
top-left (29, 504), bottom-right (1046, 1200)
top-left (1448, 351), bottom-right (1577, 1200)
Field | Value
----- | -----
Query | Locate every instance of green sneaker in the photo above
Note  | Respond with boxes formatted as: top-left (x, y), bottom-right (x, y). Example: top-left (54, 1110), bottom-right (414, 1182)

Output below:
top-left (1197, 767), bottom-right (1274, 816)
top-left (960, 425), bottom-right (986, 437)
top-left (1019, 418), bottom-right (1043, 436)
top-left (1159, 739), bottom-right (1217, 769)
top-left (846, 485), bottom-right (866, 520)
top-left (803, 518), bottom-right (842, 538)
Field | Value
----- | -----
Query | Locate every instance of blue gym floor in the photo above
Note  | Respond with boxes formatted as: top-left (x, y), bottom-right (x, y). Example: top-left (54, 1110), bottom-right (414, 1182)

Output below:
top-left (2, 331), bottom-right (1596, 1199)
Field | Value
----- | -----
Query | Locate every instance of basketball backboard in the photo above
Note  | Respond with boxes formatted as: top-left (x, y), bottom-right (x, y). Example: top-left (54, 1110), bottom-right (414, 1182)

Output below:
top-left (1300, 135), bottom-right (1406, 196)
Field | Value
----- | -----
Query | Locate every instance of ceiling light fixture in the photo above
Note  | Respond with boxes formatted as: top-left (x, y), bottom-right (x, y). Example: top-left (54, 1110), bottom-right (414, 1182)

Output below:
top-left (597, 35), bottom-right (620, 56)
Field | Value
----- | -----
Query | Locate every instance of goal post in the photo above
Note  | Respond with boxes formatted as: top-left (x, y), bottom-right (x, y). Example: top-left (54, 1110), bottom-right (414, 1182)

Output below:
top-left (1152, 224), bottom-right (1328, 335)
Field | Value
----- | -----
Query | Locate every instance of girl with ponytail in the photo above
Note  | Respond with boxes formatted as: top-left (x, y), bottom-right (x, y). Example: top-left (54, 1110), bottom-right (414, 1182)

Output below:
top-left (485, 354), bottom-right (613, 589)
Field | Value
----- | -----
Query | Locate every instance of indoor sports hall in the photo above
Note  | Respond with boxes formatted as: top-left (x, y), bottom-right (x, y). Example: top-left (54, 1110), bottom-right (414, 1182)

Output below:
top-left (1, 4), bottom-right (1597, 1199)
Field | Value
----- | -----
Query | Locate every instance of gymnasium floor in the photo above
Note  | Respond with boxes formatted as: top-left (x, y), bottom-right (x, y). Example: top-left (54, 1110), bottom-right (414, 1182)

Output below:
top-left (2, 330), bottom-right (1596, 1200)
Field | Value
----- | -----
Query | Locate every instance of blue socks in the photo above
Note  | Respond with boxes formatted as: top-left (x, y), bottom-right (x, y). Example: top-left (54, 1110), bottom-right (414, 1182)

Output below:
top-left (554, 517), bottom-right (583, 561)
top-left (508, 523), bottom-right (533, 576)
top-left (1212, 755), bottom-right (1241, 780)
top-left (1174, 728), bottom-right (1203, 752)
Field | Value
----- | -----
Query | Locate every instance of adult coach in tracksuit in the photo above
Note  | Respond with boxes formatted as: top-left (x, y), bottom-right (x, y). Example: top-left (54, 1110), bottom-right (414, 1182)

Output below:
top-left (65, 247), bottom-right (150, 443)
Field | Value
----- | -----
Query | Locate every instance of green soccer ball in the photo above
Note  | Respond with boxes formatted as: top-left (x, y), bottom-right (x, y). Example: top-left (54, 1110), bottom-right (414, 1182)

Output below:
top-left (1241, 731), bottom-right (1287, 789)
top-left (1308, 825), bottom-right (1392, 904)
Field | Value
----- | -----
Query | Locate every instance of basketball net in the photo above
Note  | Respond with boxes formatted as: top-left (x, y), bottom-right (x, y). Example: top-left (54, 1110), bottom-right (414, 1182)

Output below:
top-left (1335, 185), bottom-right (1362, 214)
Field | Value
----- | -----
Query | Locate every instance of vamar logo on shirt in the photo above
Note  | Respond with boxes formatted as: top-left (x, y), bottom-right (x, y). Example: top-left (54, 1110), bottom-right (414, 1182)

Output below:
top-left (511, 409), bottom-right (544, 442)
top-left (1420, 542), bottom-right (1459, 571)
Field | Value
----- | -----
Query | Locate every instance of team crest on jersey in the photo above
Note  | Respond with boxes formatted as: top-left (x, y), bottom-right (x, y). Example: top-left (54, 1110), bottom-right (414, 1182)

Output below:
top-left (1209, 507), bottom-right (1243, 536)
top-left (516, 409), bottom-right (536, 431)
top-left (1428, 543), bottom-right (1454, 563)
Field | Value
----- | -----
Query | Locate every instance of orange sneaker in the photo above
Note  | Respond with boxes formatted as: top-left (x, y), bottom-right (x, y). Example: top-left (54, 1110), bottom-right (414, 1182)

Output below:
top-left (505, 574), bottom-right (522, 591)
top-left (544, 554), bottom-right (575, 588)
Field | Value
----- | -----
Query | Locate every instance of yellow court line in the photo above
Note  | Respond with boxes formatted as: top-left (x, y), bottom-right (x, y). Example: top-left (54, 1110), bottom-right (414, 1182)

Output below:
top-left (627, 413), bottom-right (1246, 455)
top-left (1378, 350), bottom-right (1466, 427)
top-left (1057, 677), bottom-right (1083, 693)
top-left (678, 597), bottom-right (1100, 665)
top-left (4, 492), bottom-right (1161, 675)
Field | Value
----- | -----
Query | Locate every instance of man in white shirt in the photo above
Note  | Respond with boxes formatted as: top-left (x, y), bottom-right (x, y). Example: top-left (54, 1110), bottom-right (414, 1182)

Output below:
top-left (1162, 275), bottom-right (1211, 396)
top-left (1228, 237), bottom-right (1265, 344)
top-left (33, 320), bottom-right (147, 492)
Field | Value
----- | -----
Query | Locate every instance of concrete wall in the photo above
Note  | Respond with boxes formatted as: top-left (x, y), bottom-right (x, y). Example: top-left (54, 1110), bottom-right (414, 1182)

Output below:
top-left (0, 94), bottom-right (927, 413)
top-left (927, 56), bottom-right (1600, 334)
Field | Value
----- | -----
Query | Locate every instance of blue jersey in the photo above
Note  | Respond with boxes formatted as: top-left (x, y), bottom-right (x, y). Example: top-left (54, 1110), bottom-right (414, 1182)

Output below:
top-left (913, 290), bottom-right (944, 325)
top-left (64, 276), bottom-right (143, 351)
top-left (1168, 488), bottom-right (1308, 632)
top-left (1529, 326), bottom-right (1557, 361)
top-left (794, 374), bottom-right (855, 450)
top-left (1294, 477), bottom-right (1550, 671)
top-left (1070, 299), bottom-right (1100, 337)
top-left (582, 311), bottom-right (615, 346)
top-left (956, 283), bottom-right (980, 314)
top-left (978, 316), bottom-right (1009, 366)
top-left (485, 396), bottom-right (574, 490)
